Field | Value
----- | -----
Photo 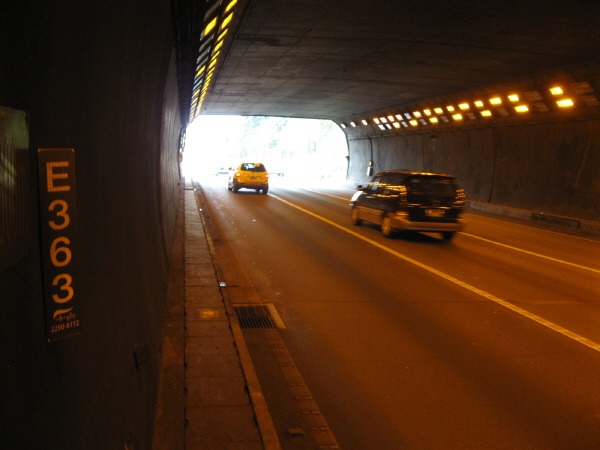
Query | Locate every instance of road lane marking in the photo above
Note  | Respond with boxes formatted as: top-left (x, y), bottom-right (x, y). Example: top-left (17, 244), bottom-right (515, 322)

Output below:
top-left (303, 188), bottom-right (600, 271)
top-left (270, 193), bottom-right (600, 354)
top-left (469, 213), bottom-right (600, 244)
top-left (302, 187), bottom-right (351, 202)
top-left (462, 232), bottom-right (600, 275)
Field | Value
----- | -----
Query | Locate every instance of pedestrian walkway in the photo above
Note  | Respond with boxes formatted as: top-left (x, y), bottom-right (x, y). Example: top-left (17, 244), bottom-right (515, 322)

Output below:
top-left (152, 180), bottom-right (280, 450)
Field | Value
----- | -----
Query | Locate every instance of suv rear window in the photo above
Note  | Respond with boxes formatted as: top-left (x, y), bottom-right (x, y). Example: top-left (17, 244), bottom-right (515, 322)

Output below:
top-left (405, 175), bottom-right (456, 197)
top-left (241, 163), bottom-right (266, 172)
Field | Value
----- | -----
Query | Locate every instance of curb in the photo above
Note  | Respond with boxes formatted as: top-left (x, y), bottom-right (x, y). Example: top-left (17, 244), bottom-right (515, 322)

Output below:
top-left (193, 184), bottom-right (282, 450)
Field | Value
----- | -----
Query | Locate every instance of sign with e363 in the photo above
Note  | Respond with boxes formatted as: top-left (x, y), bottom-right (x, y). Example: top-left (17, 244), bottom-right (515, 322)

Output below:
top-left (38, 148), bottom-right (80, 341)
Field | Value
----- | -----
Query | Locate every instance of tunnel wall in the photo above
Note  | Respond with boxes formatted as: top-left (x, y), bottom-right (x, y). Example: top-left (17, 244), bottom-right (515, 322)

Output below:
top-left (1, 2), bottom-right (182, 449)
top-left (347, 119), bottom-right (600, 222)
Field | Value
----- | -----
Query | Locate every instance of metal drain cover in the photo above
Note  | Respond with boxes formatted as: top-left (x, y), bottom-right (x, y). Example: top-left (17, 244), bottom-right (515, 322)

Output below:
top-left (234, 304), bottom-right (279, 329)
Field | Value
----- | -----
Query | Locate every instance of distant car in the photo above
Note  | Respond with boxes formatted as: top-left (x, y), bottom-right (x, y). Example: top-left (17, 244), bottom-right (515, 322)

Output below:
top-left (350, 170), bottom-right (465, 240)
top-left (228, 163), bottom-right (269, 194)
top-left (214, 167), bottom-right (230, 176)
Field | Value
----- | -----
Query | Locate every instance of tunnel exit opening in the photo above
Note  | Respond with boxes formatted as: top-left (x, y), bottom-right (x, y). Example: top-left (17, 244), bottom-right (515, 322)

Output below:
top-left (182, 115), bottom-right (349, 185)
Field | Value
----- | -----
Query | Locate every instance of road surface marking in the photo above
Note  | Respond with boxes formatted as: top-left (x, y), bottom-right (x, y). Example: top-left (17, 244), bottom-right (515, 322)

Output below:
top-left (303, 189), bottom-right (600, 274)
top-left (270, 193), bottom-right (600, 354)
top-left (462, 232), bottom-right (600, 275)
top-left (303, 187), bottom-right (350, 202)
top-left (470, 213), bottom-right (600, 244)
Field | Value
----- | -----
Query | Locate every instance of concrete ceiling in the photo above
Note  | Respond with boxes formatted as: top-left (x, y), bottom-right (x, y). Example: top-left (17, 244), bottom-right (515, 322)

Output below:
top-left (199, 0), bottom-right (600, 121)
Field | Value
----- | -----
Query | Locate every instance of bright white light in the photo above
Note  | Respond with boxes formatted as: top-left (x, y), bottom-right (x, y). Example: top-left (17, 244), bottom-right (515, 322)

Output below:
top-left (183, 115), bottom-right (349, 184)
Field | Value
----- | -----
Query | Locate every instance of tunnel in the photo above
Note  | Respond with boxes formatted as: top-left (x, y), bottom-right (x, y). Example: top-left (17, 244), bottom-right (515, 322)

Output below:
top-left (2, 1), bottom-right (600, 448)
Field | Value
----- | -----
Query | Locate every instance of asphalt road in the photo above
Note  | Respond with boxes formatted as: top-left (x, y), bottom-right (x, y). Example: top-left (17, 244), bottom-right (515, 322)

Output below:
top-left (198, 175), bottom-right (600, 450)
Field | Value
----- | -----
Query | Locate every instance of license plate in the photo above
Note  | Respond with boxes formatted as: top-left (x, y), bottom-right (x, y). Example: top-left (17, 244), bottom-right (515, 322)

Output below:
top-left (249, 176), bottom-right (257, 180)
top-left (425, 208), bottom-right (444, 218)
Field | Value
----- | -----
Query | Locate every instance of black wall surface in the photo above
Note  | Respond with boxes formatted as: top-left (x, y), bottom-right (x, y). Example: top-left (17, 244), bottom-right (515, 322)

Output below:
top-left (1, 2), bottom-right (182, 449)
top-left (347, 119), bottom-right (600, 222)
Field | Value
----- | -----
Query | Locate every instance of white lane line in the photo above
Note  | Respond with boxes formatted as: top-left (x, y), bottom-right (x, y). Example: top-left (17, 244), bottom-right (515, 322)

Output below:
top-left (470, 212), bottom-right (600, 244)
top-left (463, 232), bottom-right (600, 275)
top-left (304, 189), bottom-right (600, 274)
top-left (270, 193), bottom-right (600, 354)
top-left (302, 187), bottom-right (351, 202)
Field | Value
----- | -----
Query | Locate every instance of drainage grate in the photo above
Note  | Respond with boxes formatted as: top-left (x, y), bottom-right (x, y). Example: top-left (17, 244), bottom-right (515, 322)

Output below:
top-left (234, 304), bottom-right (278, 329)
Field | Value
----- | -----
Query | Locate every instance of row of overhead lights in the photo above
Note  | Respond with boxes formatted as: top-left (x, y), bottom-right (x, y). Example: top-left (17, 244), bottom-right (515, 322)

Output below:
top-left (341, 82), bottom-right (599, 131)
top-left (190, 0), bottom-right (238, 122)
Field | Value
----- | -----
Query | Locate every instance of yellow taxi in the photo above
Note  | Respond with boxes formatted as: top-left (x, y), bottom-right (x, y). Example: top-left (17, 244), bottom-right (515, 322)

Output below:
top-left (228, 163), bottom-right (269, 194)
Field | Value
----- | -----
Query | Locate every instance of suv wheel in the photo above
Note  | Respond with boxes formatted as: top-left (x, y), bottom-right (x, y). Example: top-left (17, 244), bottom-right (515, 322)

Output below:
top-left (350, 207), bottom-right (362, 226)
top-left (381, 215), bottom-right (395, 238)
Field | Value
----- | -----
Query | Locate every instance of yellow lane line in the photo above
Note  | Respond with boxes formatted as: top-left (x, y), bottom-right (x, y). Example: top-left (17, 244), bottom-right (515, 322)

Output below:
top-left (270, 193), bottom-right (600, 354)
top-left (462, 232), bottom-right (600, 275)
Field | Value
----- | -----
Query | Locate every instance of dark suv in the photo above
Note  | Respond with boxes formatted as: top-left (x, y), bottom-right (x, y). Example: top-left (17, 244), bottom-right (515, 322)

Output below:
top-left (350, 170), bottom-right (465, 240)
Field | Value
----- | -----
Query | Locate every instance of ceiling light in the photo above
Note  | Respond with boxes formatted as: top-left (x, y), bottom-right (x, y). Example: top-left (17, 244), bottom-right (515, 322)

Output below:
top-left (429, 117), bottom-right (439, 123)
top-left (387, 115), bottom-right (395, 121)
top-left (447, 106), bottom-right (455, 112)
top-left (380, 117), bottom-right (388, 123)
top-left (466, 112), bottom-right (477, 120)
top-left (401, 122), bottom-right (409, 127)
top-left (218, 29), bottom-right (228, 41)
top-left (373, 118), bottom-right (380, 124)
top-left (490, 97), bottom-right (502, 105)
top-left (557, 99), bottom-right (574, 107)
top-left (474, 101), bottom-right (484, 108)
top-left (508, 95), bottom-right (519, 102)
top-left (481, 110), bottom-right (492, 117)
top-left (459, 103), bottom-right (470, 110)
top-left (214, 40), bottom-right (224, 52)
top-left (350, 122), bottom-right (356, 127)
top-left (392, 122), bottom-right (401, 129)
top-left (423, 109), bottom-right (432, 116)
top-left (434, 108), bottom-right (444, 114)
top-left (378, 124), bottom-right (386, 130)
top-left (204, 17), bottom-right (217, 35)
top-left (395, 114), bottom-right (403, 121)
top-left (515, 105), bottom-right (529, 112)
top-left (404, 113), bottom-right (412, 119)
top-left (362, 119), bottom-right (369, 125)
top-left (452, 114), bottom-right (463, 121)
top-left (340, 123), bottom-right (347, 128)
top-left (440, 116), bottom-right (450, 123)
top-left (385, 124), bottom-right (392, 129)
top-left (221, 12), bottom-right (233, 29)
top-left (225, 0), bottom-right (237, 13)
top-left (550, 87), bottom-right (563, 95)
top-left (413, 111), bottom-right (422, 118)
top-left (409, 120), bottom-right (418, 126)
